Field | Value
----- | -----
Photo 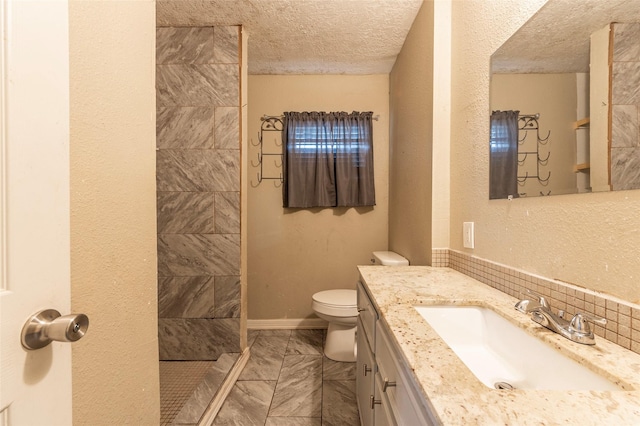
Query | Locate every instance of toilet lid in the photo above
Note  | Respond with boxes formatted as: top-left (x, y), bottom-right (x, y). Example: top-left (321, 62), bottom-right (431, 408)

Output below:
top-left (312, 289), bottom-right (357, 307)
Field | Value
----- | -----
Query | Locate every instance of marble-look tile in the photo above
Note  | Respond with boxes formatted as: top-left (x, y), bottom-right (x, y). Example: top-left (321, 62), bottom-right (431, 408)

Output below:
top-left (156, 64), bottom-right (239, 107)
top-left (247, 329), bottom-right (260, 347)
top-left (613, 23), bottom-right (640, 62)
top-left (265, 417), bottom-right (321, 426)
top-left (157, 107), bottom-right (215, 149)
top-left (286, 330), bottom-right (323, 355)
top-left (214, 275), bottom-right (241, 318)
top-left (173, 353), bottom-right (239, 424)
top-left (212, 380), bottom-right (276, 426)
top-left (213, 26), bottom-right (239, 64)
top-left (321, 380), bottom-right (358, 426)
top-left (612, 62), bottom-right (640, 105)
top-left (157, 192), bottom-right (214, 234)
top-left (158, 276), bottom-right (215, 318)
top-left (611, 105), bottom-right (639, 148)
top-left (214, 107), bottom-right (240, 150)
top-left (611, 147), bottom-right (640, 191)
top-left (239, 332), bottom-right (291, 381)
top-left (158, 318), bottom-right (240, 360)
top-left (156, 27), bottom-right (214, 65)
top-left (156, 149), bottom-right (240, 192)
top-left (158, 233), bottom-right (240, 276)
top-left (268, 355), bottom-right (322, 417)
top-left (214, 192), bottom-right (240, 234)
top-left (322, 356), bottom-right (356, 381)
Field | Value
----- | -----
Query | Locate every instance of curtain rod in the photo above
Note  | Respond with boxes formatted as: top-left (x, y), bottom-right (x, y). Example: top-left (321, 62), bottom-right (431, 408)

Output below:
top-left (262, 114), bottom-right (380, 121)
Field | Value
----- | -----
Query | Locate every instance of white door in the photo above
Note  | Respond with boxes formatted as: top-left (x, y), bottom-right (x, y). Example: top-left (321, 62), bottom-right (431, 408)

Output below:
top-left (0, 0), bottom-right (73, 424)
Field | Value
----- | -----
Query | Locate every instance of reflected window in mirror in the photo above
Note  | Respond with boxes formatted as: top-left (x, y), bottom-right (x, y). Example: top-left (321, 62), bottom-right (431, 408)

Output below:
top-left (489, 110), bottom-right (519, 199)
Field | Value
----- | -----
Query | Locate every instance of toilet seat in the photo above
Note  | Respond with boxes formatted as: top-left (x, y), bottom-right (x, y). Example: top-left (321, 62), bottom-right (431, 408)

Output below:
top-left (312, 289), bottom-right (357, 317)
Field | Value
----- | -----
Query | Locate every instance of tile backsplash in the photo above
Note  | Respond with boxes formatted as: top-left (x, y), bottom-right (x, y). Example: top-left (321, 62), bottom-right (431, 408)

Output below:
top-left (432, 248), bottom-right (640, 355)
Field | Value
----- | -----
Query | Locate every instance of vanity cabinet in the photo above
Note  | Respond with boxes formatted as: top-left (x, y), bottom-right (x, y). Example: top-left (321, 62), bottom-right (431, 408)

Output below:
top-left (357, 281), bottom-right (438, 426)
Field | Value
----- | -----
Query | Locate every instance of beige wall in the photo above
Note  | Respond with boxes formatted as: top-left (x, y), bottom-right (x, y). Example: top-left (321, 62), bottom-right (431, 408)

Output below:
top-left (69, 1), bottom-right (160, 424)
top-left (450, 0), bottom-right (640, 304)
top-left (247, 75), bottom-right (389, 320)
top-left (388, 1), bottom-right (435, 265)
top-left (491, 73), bottom-right (578, 197)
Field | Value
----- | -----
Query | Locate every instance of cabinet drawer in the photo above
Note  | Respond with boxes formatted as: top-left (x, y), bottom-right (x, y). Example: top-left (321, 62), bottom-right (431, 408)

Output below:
top-left (357, 281), bottom-right (377, 351)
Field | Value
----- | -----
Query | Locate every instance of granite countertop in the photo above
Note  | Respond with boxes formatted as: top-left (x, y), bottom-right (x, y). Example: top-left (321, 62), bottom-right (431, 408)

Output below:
top-left (357, 265), bottom-right (640, 425)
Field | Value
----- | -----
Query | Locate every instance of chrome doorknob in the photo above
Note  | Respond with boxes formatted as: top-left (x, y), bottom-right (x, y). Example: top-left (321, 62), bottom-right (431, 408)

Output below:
top-left (21, 309), bottom-right (89, 350)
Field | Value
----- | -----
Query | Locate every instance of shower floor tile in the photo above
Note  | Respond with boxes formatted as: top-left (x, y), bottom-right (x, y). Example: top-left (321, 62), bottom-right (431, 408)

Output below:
top-left (159, 360), bottom-right (215, 425)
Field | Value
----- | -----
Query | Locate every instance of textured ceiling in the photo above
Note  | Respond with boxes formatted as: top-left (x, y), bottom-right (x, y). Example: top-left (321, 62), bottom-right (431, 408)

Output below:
top-left (492, 0), bottom-right (640, 74)
top-left (156, 0), bottom-right (423, 75)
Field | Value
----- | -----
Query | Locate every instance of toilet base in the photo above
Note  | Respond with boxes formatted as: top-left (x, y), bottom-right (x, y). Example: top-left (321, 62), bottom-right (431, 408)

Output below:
top-left (323, 322), bottom-right (356, 362)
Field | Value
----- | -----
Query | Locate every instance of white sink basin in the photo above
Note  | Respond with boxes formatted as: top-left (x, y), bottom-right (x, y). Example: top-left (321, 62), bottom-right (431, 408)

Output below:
top-left (414, 305), bottom-right (620, 391)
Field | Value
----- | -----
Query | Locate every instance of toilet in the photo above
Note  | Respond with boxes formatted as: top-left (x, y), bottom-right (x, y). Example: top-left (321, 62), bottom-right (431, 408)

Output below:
top-left (311, 251), bottom-right (409, 362)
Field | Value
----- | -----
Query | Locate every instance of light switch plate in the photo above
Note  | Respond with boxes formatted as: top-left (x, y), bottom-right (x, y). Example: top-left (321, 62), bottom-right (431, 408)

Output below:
top-left (463, 222), bottom-right (475, 249)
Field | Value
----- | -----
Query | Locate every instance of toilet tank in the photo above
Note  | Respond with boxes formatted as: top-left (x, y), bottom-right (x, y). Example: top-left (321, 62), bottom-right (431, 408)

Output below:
top-left (371, 251), bottom-right (409, 266)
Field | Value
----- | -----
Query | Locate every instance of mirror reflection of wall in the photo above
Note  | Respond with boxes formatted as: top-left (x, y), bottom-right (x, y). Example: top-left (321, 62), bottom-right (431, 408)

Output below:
top-left (610, 23), bottom-right (640, 191)
top-left (491, 73), bottom-right (584, 197)
top-left (489, 0), bottom-right (640, 200)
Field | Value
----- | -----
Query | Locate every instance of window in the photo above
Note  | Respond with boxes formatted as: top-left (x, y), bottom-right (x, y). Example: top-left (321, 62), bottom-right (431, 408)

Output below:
top-left (282, 111), bottom-right (376, 208)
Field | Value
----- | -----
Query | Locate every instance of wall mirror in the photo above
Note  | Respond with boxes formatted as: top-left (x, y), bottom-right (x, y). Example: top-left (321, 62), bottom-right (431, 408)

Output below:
top-left (489, 0), bottom-right (640, 199)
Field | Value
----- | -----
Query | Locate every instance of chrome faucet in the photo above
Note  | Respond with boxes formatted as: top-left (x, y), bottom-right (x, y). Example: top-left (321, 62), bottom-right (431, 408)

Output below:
top-left (515, 290), bottom-right (606, 345)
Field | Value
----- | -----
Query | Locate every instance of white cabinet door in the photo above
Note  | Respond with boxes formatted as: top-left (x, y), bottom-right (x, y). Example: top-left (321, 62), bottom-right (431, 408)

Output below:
top-left (0, 0), bottom-right (72, 424)
top-left (356, 318), bottom-right (375, 426)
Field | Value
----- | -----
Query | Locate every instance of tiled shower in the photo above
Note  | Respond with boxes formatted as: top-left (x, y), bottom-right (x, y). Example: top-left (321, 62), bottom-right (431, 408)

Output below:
top-left (611, 22), bottom-right (640, 191)
top-left (155, 26), bottom-right (243, 422)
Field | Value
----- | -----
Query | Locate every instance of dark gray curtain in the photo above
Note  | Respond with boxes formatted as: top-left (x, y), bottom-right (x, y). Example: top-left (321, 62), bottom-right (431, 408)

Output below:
top-left (282, 111), bottom-right (376, 208)
top-left (489, 110), bottom-right (520, 199)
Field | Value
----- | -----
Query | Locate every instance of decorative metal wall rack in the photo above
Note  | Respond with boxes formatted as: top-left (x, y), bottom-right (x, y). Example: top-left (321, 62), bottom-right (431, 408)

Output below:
top-left (251, 115), bottom-right (284, 187)
top-left (517, 113), bottom-right (551, 192)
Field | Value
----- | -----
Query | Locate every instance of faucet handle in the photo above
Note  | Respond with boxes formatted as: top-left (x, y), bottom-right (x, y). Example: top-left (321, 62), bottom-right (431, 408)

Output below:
top-left (569, 312), bottom-right (607, 335)
top-left (515, 289), bottom-right (550, 313)
top-left (525, 289), bottom-right (550, 308)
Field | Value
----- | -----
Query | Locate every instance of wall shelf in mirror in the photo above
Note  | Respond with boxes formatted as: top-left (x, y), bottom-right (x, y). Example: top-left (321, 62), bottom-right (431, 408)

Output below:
top-left (573, 162), bottom-right (590, 173)
top-left (573, 117), bottom-right (590, 129)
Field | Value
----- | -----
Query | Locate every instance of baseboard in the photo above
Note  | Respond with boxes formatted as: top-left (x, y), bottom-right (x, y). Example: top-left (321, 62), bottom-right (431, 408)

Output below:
top-left (199, 347), bottom-right (251, 426)
top-left (247, 318), bottom-right (328, 330)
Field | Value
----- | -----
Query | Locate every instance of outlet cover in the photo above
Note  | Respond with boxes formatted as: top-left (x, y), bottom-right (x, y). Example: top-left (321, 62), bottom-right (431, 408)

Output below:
top-left (463, 222), bottom-right (475, 249)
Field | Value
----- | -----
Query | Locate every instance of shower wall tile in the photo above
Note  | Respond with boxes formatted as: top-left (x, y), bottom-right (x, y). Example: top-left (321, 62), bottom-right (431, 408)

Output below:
top-left (214, 192), bottom-right (240, 234)
top-left (156, 107), bottom-right (215, 149)
top-left (156, 27), bottom-right (215, 65)
top-left (214, 107), bottom-right (240, 149)
top-left (158, 233), bottom-right (240, 277)
top-left (214, 275), bottom-right (241, 318)
top-left (158, 276), bottom-right (216, 318)
top-left (611, 24), bottom-right (640, 192)
top-left (213, 26), bottom-right (239, 64)
top-left (157, 192), bottom-right (214, 234)
top-left (158, 318), bottom-right (241, 360)
top-left (612, 62), bottom-right (640, 106)
top-left (156, 149), bottom-right (240, 192)
top-left (611, 105), bottom-right (638, 148)
top-left (613, 23), bottom-right (640, 62)
top-left (156, 26), bottom-right (241, 361)
top-left (611, 147), bottom-right (640, 191)
top-left (156, 64), bottom-right (239, 107)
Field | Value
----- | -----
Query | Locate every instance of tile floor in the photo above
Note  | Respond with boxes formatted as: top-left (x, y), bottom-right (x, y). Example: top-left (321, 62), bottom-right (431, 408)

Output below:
top-left (213, 329), bottom-right (360, 426)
